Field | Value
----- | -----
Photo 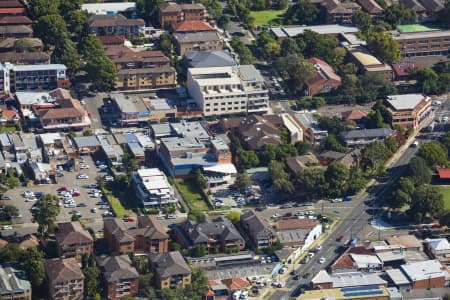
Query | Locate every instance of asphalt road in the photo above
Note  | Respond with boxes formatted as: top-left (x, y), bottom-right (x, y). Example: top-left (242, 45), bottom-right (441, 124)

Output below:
top-left (288, 145), bottom-right (419, 297)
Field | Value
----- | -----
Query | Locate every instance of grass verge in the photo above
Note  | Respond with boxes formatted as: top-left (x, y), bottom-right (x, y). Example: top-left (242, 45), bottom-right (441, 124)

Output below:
top-left (174, 178), bottom-right (209, 211)
top-left (102, 186), bottom-right (129, 218)
top-left (249, 9), bottom-right (285, 26)
top-left (437, 185), bottom-right (450, 210)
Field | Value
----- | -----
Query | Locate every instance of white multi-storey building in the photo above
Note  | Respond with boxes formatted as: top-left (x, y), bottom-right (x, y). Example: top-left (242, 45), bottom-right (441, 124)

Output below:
top-left (187, 65), bottom-right (268, 116)
top-left (133, 168), bottom-right (177, 208)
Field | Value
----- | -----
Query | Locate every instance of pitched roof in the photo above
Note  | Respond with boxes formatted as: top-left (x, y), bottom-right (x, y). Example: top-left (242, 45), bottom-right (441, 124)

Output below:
top-left (0, 16), bottom-right (32, 25)
top-left (18, 235), bottom-right (38, 249)
top-left (44, 258), bottom-right (84, 283)
top-left (173, 21), bottom-right (213, 32)
top-left (419, 0), bottom-right (444, 13)
top-left (222, 278), bottom-right (251, 290)
top-left (97, 35), bottom-right (125, 45)
top-left (307, 57), bottom-right (341, 82)
top-left (181, 219), bottom-right (243, 245)
top-left (180, 3), bottom-right (206, 10)
top-left (437, 168), bottom-right (450, 179)
top-left (0, 37), bottom-right (43, 49)
top-left (159, 2), bottom-right (182, 13)
top-left (386, 235), bottom-right (422, 249)
top-left (331, 246), bottom-right (373, 270)
top-left (1, 51), bottom-right (49, 64)
top-left (0, 25), bottom-right (32, 35)
top-left (399, 0), bottom-right (426, 12)
top-left (341, 110), bottom-right (368, 121)
top-left (285, 155), bottom-right (319, 174)
top-left (96, 255), bottom-right (139, 283)
top-left (391, 63), bottom-right (419, 77)
top-left (357, 0), bottom-right (383, 14)
top-left (340, 128), bottom-right (395, 140)
top-left (0, 109), bottom-right (19, 120)
top-left (173, 31), bottom-right (221, 43)
top-left (0, 0), bottom-right (24, 8)
top-left (0, 238), bottom-right (8, 248)
top-left (150, 251), bottom-right (191, 278)
top-left (184, 50), bottom-right (235, 68)
top-left (240, 210), bottom-right (274, 238)
top-left (137, 215), bottom-right (168, 238)
top-left (103, 218), bottom-right (135, 243)
top-left (425, 238), bottom-right (450, 251)
top-left (55, 222), bottom-right (93, 246)
top-left (88, 14), bottom-right (144, 27)
top-left (276, 218), bottom-right (321, 231)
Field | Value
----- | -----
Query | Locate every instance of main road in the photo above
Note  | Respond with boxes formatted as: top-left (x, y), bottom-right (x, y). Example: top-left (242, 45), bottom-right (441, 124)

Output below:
top-left (288, 144), bottom-right (419, 297)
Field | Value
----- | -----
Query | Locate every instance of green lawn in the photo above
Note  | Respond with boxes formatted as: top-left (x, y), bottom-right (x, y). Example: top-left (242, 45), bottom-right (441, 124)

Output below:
top-left (249, 10), bottom-right (285, 27)
top-left (397, 24), bottom-right (440, 33)
top-left (0, 126), bottom-right (16, 133)
top-left (437, 186), bottom-right (450, 210)
top-left (174, 178), bottom-right (209, 211)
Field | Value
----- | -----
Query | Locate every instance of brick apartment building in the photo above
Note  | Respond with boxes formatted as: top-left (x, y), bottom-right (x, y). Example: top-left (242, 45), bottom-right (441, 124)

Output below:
top-left (305, 57), bottom-right (341, 96)
top-left (103, 217), bottom-right (169, 254)
top-left (96, 255), bottom-right (139, 300)
top-left (88, 14), bottom-right (144, 37)
top-left (150, 251), bottom-right (192, 289)
top-left (44, 258), bottom-right (84, 300)
top-left (384, 94), bottom-right (432, 130)
top-left (158, 2), bottom-right (206, 28)
top-left (394, 30), bottom-right (450, 57)
top-left (55, 221), bottom-right (93, 263)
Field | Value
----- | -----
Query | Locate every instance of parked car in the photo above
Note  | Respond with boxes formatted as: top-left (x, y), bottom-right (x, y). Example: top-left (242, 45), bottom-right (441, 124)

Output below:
top-left (336, 235), bottom-right (344, 242)
top-left (23, 191), bottom-right (34, 198)
top-left (343, 197), bottom-right (353, 202)
top-left (77, 174), bottom-right (89, 179)
top-left (1, 225), bottom-right (12, 230)
top-left (76, 203), bottom-right (87, 207)
top-left (80, 164), bottom-right (89, 169)
top-left (123, 217), bottom-right (135, 222)
top-left (72, 192), bottom-right (81, 197)
top-left (57, 187), bottom-right (68, 192)
top-left (91, 208), bottom-right (97, 213)
top-left (319, 257), bottom-right (326, 264)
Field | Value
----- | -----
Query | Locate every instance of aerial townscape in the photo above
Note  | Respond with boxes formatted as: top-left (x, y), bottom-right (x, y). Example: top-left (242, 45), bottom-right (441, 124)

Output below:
top-left (0, 0), bottom-right (450, 299)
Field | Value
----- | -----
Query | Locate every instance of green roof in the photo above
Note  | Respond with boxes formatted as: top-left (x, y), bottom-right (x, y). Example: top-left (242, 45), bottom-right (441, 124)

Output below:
top-left (397, 24), bottom-right (440, 33)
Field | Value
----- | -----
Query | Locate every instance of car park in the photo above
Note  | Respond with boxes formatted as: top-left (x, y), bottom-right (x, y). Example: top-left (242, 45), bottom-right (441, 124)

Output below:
top-left (331, 198), bottom-right (343, 203)
top-left (123, 217), bottom-right (135, 222)
top-left (281, 204), bottom-right (293, 209)
top-left (104, 175), bottom-right (114, 182)
top-left (72, 192), bottom-right (81, 197)
top-left (303, 202), bottom-right (313, 206)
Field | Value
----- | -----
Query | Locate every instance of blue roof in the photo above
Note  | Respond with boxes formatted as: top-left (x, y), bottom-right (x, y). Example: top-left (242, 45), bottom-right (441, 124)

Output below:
top-left (124, 133), bottom-right (139, 144)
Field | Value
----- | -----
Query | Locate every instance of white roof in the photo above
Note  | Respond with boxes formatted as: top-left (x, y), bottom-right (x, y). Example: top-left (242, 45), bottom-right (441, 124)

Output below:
top-left (386, 94), bottom-right (429, 110)
top-left (136, 168), bottom-right (172, 192)
top-left (203, 163), bottom-right (237, 174)
top-left (15, 92), bottom-right (51, 105)
top-left (81, 2), bottom-right (136, 14)
top-left (39, 133), bottom-right (64, 145)
top-left (311, 270), bottom-right (332, 284)
top-left (425, 238), bottom-right (450, 251)
top-left (349, 253), bottom-right (382, 268)
top-left (275, 25), bottom-right (359, 37)
top-left (386, 269), bottom-right (410, 285)
top-left (12, 64), bottom-right (66, 71)
top-left (401, 260), bottom-right (449, 281)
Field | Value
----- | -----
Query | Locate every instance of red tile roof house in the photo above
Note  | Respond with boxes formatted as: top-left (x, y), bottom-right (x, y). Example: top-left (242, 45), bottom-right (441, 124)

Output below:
top-left (172, 20), bottom-right (213, 33)
top-left (0, 15), bottom-right (32, 26)
top-left (341, 109), bottom-right (368, 122)
top-left (305, 57), bottom-right (341, 96)
top-left (356, 0), bottom-right (384, 18)
top-left (437, 168), bottom-right (450, 184)
top-left (0, 0), bottom-right (26, 16)
top-left (0, 108), bottom-right (19, 123)
top-left (391, 63), bottom-right (419, 81)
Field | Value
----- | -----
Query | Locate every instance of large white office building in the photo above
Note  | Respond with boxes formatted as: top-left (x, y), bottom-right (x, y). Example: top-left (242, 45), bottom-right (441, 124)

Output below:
top-left (132, 168), bottom-right (177, 208)
top-left (186, 65), bottom-right (268, 116)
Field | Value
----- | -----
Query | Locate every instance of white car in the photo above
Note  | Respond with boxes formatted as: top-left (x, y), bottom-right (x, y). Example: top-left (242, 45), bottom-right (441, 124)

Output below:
top-left (104, 175), bottom-right (114, 182)
top-left (1, 225), bottom-right (12, 230)
top-left (331, 198), bottom-right (343, 203)
top-left (23, 191), bottom-right (34, 198)
top-left (272, 213), bottom-right (282, 219)
top-left (77, 174), bottom-right (89, 179)
top-left (70, 188), bottom-right (80, 193)
top-left (64, 203), bottom-right (76, 208)
top-left (319, 257), bottom-right (326, 264)
top-left (80, 164), bottom-right (89, 170)
top-left (272, 281), bottom-right (285, 288)
top-left (98, 164), bottom-right (108, 169)
top-left (25, 197), bottom-right (37, 202)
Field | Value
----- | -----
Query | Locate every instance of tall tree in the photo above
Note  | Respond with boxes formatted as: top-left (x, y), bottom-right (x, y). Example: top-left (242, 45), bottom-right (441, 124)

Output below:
top-left (367, 31), bottom-right (400, 64)
top-left (136, 0), bottom-right (164, 23)
top-left (281, 38), bottom-right (299, 57)
top-left (284, 0), bottom-right (320, 25)
top-left (409, 184), bottom-right (444, 223)
top-left (384, 4), bottom-right (417, 26)
top-left (297, 167), bottom-right (327, 198)
top-left (388, 177), bottom-right (414, 209)
top-left (361, 141), bottom-right (391, 175)
top-left (407, 157), bottom-right (431, 186)
top-left (415, 67), bottom-right (441, 94)
top-left (325, 162), bottom-right (349, 197)
top-left (235, 172), bottom-right (251, 194)
top-left (20, 248), bottom-right (45, 289)
top-left (29, 0), bottom-right (60, 19)
top-left (33, 14), bottom-right (68, 46)
top-left (352, 10), bottom-right (372, 33)
top-left (31, 194), bottom-right (61, 240)
top-left (324, 134), bottom-right (347, 153)
top-left (419, 141), bottom-right (448, 166)
top-left (269, 161), bottom-right (294, 195)
top-left (51, 38), bottom-right (81, 78)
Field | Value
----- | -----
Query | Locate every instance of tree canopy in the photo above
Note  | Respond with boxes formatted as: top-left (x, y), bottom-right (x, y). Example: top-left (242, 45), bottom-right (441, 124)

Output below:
top-left (409, 184), bottom-right (444, 223)
top-left (418, 141), bottom-right (448, 167)
top-left (31, 194), bottom-right (61, 240)
top-left (367, 31), bottom-right (400, 64)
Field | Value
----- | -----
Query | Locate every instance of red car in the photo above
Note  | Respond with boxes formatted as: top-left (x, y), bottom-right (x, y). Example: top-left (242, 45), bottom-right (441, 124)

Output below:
top-left (336, 235), bottom-right (344, 242)
top-left (72, 192), bottom-right (81, 197)
top-left (123, 217), bottom-right (135, 222)
top-left (431, 224), bottom-right (440, 229)
top-left (57, 187), bottom-right (68, 192)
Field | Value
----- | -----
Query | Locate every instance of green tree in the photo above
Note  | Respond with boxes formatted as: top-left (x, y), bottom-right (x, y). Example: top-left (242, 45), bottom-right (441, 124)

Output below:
top-left (364, 109), bottom-right (385, 129)
top-left (256, 31), bottom-right (281, 61)
top-left (227, 211), bottom-right (241, 224)
top-left (31, 194), bottom-right (61, 240)
top-left (352, 10), bottom-right (372, 33)
top-left (388, 177), bottom-right (414, 209)
top-left (324, 134), bottom-right (347, 153)
top-left (238, 150), bottom-right (260, 169)
top-left (83, 265), bottom-right (101, 299)
top-left (284, 0), bottom-right (320, 25)
top-left (440, 210), bottom-right (450, 227)
top-left (294, 141), bottom-right (312, 155)
top-left (159, 34), bottom-right (173, 55)
top-left (230, 37), bottom-right (254, 64)
top-left (409, 184), bottom-right (444, 223)
top-left (297, 167), bottom-right (327, 198)
top-left (419, 141), bottom-right (448, 166)
top-left (33, 14), bottom-right (68, 46)
top-left (136, 0), bottom-right (164, 23)
top-left (51, 38), bottom-right (81, 78)
top-left (20, 248), bottom-right (45, 289)
top-left (281, 37), bottom-right (299, 57)
top-left (415, 67), bottom-right (440, 94)
top-left (259, 144), bottom-right (277, 165)
top-left (407, 157), bottom-right (431, 186)
top-left (269, 161), bottom-right (294, 194)
top-left (217, 14), bottom-right (230, 29)
top-left (0, 205), bottom-right (19, 221)
top-left (83, 129), bottom-right (94, 136)
top-left (29, 0), bottom-right (60, 19)
top-left (194, 169), bottom-right (208, 189)
top-left (384, 3), bottom-right (417, 27)
top-left (188, 209), bottom-right (206, 222)
top-left (193, 244), bottom-right (206, 257)
top-left (361, 141), bottom-right (391, 175)
top-left (325, 162), bottom-right (349, 197)
top-left (235, 172), bottom-right (251, 194)
top-left (367, 31), bottom-right (400, 64)
top-left (359, 72), bottom-right (394, 103)
top-left (298, 30), bottom-right (339, 63)
top-left (85, 56), bottom-right (116, 92)
top-left (277, 55), bottom-right (316, 93)
top-left (440, 131), bottom-right (450, 152)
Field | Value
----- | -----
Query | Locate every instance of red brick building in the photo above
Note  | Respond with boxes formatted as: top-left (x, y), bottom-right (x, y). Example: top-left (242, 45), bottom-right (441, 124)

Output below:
top-left (158, 2), bottom-right (206, 28)
top-left (96, 255), bottom-right (139, 300)
top-left (305, 57), bottom-right (341, 96)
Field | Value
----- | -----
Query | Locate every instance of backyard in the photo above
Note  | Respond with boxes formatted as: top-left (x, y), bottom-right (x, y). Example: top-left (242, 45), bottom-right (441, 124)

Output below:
top-left (174, 178), bottom-right (209, 211)
top-left (249, 9), bottom-right (285, 27)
